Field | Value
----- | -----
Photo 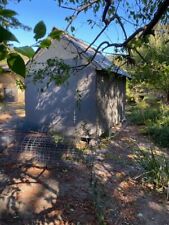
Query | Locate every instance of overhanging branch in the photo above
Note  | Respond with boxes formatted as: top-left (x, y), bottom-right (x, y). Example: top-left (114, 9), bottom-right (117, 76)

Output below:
top-left (142, 0), bottom-right (169, 37)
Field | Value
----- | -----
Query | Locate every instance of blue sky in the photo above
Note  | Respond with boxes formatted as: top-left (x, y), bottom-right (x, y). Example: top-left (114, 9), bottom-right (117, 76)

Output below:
top-left (8, 0), bottom-right (135, 53)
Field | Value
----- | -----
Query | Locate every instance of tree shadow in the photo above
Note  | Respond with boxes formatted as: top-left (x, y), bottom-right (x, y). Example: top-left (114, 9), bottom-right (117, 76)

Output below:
top-left (0, 131), bottom-right (97, 225)
top-left (89, 125), bottom-right (169, 225)
top-left (1, 106), bottom-right (169, 225)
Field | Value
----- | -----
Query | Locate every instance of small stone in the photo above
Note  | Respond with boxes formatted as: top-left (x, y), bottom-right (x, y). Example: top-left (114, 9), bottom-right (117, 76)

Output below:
top-left (137, 213), bottom-right (143, 218)
top-left (89, 139), bottom-right (97, 147)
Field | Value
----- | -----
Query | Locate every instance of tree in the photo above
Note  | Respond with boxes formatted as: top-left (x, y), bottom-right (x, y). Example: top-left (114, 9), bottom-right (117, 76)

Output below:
top-left (0, 0), bottom-right (169, 76)
top-left (0, 0), bottom-right (63, 76)
top-left (127, 25), bottom-right (169, 102)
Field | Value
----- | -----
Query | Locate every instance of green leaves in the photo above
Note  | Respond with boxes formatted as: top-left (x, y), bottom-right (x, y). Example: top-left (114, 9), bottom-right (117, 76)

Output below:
top-left (49, 29), bottom-right (63, 40)
top-left (32, 57), bottom-right (70, 86)
top-left (0, 25), bottom-right (18, 42)
top-left (0, 9), bottom-right (17, 17)
top-left (142, 0), bottom-right (147, 5)
top-left (0, 44), bottom-right (8, 60)
top-left (14, 46), bottom-right (35, 59)
top-left (33, 21), bottom-right (46, 41)
top-left (37, 29), bottom-right (64, 49)
top-left (7, 53), bottom-right (26, 77)
top-left (70, 26), bottom-right (75, 33)
top-left (40, 38), bottom-right (51, 48)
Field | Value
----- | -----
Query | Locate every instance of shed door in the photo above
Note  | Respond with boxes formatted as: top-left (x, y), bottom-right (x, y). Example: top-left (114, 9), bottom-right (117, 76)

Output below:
top-left (4, 88), bottom-right (17, 102)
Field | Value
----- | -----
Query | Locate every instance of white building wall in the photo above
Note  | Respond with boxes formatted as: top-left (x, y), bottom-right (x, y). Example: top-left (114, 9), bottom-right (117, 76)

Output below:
top-left (25, 38), bottom-right (97, 137)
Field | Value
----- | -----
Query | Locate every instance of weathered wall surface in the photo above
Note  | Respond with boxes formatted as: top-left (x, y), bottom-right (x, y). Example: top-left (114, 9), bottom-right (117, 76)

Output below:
top-left (25, 39), bottom-right (97, 137)
top-left (96, 71), bottom-right (126, 135)
top-left (0, 72), bottom-right (24, 103)
top-left (26, 38), bottom-right (127, 138)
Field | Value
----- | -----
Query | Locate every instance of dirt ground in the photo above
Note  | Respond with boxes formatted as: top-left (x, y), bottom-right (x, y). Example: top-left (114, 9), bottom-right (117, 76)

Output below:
top-left (92, 126), bottom-right (169, 225)
top-left (0, 104), bottom-right (169, 225)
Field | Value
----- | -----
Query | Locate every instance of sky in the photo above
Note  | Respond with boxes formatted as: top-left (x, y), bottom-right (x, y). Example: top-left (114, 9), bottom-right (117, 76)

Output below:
top-left (7, 0), bottom-right (135, 53)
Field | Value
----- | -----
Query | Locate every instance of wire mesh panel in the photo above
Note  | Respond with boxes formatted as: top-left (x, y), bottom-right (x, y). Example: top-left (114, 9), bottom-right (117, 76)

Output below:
top-left (19, 134), bottom-right (67, 164)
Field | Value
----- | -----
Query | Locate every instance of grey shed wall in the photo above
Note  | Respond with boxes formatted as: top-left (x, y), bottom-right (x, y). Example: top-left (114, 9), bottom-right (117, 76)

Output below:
top-left (96, 71), bottom-right (126, 135)
top-left (25, 38), bottom-right (98, 137)
top-left (25, 37), bottom-right (126, 138)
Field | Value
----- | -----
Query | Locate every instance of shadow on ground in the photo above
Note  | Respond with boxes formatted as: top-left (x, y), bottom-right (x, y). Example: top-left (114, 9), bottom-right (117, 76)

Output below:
top-left (91, 125), bottom-right (169, 225)
top-left (0, 135), bottom-right (97, 225)
top-left (0, 104), bottom-right (96, 224)
top-left (0, 104), bottom-right (169, 225)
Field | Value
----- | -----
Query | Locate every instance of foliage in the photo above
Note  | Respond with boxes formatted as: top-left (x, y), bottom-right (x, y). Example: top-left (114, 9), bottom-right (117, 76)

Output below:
top-left (138, 148), bottom-right (169, 191)
top-left (51, 132), bottom-right (64, 144)
top-left (28, 57), bottom-right (70, 86)
top-left (0, 25), bottom-right (18, 42)
top-left (128, 107), bottom-right (161, 125)
top-left (7, 53), bottom-right (26, 76)
top-left (33, 21), bottom-right (46, 41)
top-left (0, 0), bottom-right (169, 78)
top-left (14, 46), bottom-right (35, 59)
top-left (128, 25), bottom-right (169, 102)
top-left (148, 106), bottom-right (169, 147)
top-left (0, 1), bottom-right (64, 78)
top-left (148, 126), bottom-right (169, 148)
top-left (128, 100), bottom-right (169, 148)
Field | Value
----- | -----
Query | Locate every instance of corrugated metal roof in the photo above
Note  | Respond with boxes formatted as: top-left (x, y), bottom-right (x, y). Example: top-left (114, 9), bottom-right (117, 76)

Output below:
top-left (63, 34), bottom-right (130, 78)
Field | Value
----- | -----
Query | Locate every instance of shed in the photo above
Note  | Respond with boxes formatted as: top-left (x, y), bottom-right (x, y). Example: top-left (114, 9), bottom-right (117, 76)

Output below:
top-left (0, 65), bottom-right (24, 103)
top-left (25, 32), bottom-right (129, 138)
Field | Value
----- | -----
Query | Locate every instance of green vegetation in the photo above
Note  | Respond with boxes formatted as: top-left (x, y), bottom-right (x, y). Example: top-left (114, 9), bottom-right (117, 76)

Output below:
top-left (125, 24), bottom-right (169, 194)
top-left (148, 126), bottom-right (169, 148)
top-left (126, 25), bottom-right (169, 148)
top-left (0, 1), bottom-right (63, 76)
top-left (137, 147), bottom-right (169, 191)
top-left (128, 25), bottom-right (169, 103)
top-left (128, 106), bottom-right (160, 125)
top-left (127, 101), bottom-right (169, 148)
top-left (0, 102), bottom-right (6, 111)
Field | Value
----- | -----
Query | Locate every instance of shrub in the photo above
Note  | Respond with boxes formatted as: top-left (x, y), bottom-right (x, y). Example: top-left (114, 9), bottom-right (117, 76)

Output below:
top-left (127, 100), bottom-right (169, 147)
top-left (147, 125), bottom-right (169, 148)
top-left (144, 95), bottom-right (161, 106)
top-left (128, 107), bottom-right (161, 125)
top-left (139, 149), bottom-right (169, 191)
top-left (0, 102), bottom-right (6, 112)
top-left (146, 105), bottom-right (169, 148)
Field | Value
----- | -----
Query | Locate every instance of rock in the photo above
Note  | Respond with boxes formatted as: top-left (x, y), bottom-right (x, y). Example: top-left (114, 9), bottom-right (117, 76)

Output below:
top-left (137, 213), bottom-right (143, 218)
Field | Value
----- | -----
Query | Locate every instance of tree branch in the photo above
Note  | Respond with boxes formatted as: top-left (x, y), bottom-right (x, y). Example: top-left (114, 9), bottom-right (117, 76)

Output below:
top-left (142, 0), bottom-right (169, 37)
top-left (114, 13), bottom-right (127, 40)
top-left (102, 0), bottom-right (112, 25)
top-left (62, 0), bottom-right (99, 31)
top-left (59, 0), bottom-right (169, 71)
top-left (71, 41), bottom-right (109, 70)
top-left (101, 27), bottom-right (144, 51)
top-left (80, 14), bottom-right (117, 55)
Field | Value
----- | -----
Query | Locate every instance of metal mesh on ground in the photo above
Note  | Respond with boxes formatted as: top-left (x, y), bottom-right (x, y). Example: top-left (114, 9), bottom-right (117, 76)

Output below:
top-left (18, 134), bottom-right (68, 164)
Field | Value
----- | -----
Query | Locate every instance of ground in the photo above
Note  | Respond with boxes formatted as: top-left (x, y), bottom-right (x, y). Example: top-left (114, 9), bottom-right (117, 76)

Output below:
top-left (0, 103), bottom-right (169, 225)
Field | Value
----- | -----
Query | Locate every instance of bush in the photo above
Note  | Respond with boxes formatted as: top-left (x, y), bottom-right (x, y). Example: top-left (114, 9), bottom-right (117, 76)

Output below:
top-left (147, 105), bottom-right (169, 148)
top-left (139, 149), bottom-right (169, 191)
top-left (128, 108), bottom-right (161, 125)
top-left (147, 125), bottom-right (169, 148)
top-left (144, 95), bottom-right (161, 106)
top-left (0, 102), bottom-right (6, 112)
top-left (128, 101), bottom-right (169, 148)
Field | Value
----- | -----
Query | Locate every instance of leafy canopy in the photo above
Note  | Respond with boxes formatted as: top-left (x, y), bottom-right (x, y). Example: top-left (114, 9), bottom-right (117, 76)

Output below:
top-left (128, 25), bottom-right (169, 101)
top-left (0, 0), bottom-right (168, 76)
